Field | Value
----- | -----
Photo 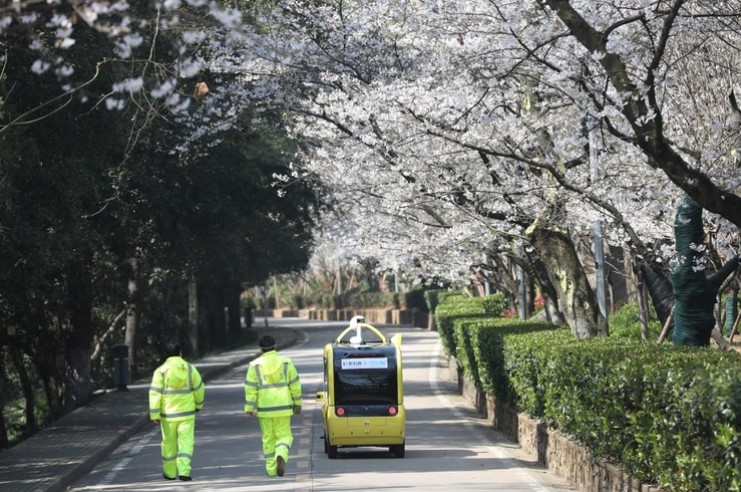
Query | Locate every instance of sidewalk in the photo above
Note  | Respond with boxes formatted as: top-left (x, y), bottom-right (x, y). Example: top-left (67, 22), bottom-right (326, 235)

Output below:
top-left (0, 324), bottom-right (299, 492)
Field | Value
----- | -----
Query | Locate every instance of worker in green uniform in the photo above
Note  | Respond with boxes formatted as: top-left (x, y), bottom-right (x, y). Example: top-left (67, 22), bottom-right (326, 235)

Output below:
top-left (245, 335), bottom-right (302, 477)
top-left (149, 342), bottom-right (205, 481)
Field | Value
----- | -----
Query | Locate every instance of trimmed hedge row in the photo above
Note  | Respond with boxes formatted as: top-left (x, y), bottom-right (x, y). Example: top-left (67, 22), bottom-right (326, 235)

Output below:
top-left (437, 296), bottom-right (741, 492)
top-left (249, 289), bottom-right (432, 311)
top-left (434, 292), bottom-right (507, 360)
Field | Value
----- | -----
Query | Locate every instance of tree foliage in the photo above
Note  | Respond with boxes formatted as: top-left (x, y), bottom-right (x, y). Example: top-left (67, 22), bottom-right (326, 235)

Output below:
top-left (0, 8), bottom-right (320, 444)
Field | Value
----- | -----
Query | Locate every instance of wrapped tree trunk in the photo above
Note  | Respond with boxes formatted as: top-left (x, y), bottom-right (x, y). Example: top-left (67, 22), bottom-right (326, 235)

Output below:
top-left (668, 195), bottom-right (739, 346)
top-left (725, 288), bottom-right (739, 337)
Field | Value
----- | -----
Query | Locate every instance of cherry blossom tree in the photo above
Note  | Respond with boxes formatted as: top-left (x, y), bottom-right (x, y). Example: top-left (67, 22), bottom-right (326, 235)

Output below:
top-left (3, 0), bottom-right (739, 340)
top-left (227, 0), bottom-right (740, 338)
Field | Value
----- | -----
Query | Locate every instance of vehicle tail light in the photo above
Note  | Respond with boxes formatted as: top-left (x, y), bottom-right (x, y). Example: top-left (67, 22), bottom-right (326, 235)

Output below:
top-left (387, 405), bottom-right (398, 416)
top-left (335, 406), bottom-right (346, 417)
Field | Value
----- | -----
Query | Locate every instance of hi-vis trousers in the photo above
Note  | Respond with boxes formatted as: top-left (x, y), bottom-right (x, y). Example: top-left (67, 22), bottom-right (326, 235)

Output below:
top-left (160, 419), bottom-right (195, 478)
top-left (258, 416), bottom-right (293, 476)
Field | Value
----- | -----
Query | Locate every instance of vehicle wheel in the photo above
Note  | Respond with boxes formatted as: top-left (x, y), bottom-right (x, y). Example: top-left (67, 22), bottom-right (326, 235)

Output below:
top-left (391, 441), bottom-right (405, 458)
top-left (323, 432), bottom-right (329, 454)
top-left (328, 444), bottom-right (338, 459)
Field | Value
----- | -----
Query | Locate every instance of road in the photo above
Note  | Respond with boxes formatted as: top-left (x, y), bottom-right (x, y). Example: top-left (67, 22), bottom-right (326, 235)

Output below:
top-left (69, 319), bottom-right (576, 491)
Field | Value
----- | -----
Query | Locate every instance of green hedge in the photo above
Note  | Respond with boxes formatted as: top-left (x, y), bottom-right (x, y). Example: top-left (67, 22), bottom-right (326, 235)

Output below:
top-left (434, 292), bottom-right (507, 358)
top-left (436, 295), bottom-right (741, 491)
top-left (424, 289), bottom-right (458, 313)
top-left (609, 301), bottom-right (662, 340)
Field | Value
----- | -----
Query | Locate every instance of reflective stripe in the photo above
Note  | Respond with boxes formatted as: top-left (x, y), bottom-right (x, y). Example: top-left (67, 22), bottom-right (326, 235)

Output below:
top-left (177, 452), bottom-right (193, 460)
top-left (288, 376), bottom-right (300, 385)
top-left (254, 366), bottom-right (289, 389)
top-left (261, 382), bottom-right (289, 389)
top-left (245, 381), bottom-right (258, 388)
top-left (163, 455), bottom-right (177, 462)
top-left (162, 388), bottom-right (192, 395)
top-left (245, 399), bottom-right (256, 406)
top-left (188, 364), bottom-right (193, 391)
top-left (161, 410), bottom-right (196, 419)
top-left (276, 442), bottom-right (290, 450)
top-left (194, 399), bottom-right (204, 406)
top-left (257, 404), bottom-right (294, 412)
top-left (193, 381), bottom-right (204, 391)
top-left (149, 385), bottom-right (164, 393)
top-left (264, 451), bottom-right (275, 458)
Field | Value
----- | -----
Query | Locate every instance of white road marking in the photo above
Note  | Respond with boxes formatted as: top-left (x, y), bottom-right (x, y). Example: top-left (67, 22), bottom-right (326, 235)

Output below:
top-left (91, 427), bottom-right (158, 488)
top-left (428, 339), bottom-right (556, 492)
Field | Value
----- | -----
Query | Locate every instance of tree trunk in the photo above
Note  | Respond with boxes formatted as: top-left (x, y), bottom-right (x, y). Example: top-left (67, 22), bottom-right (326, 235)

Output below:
top-left (187, 269), bottom-right (199, 358)
top-left (0, 394), bottom-right (8, 449)
top-left (638, 278), bottom-right (651, 340)
top-left (125, 258), bottom-right (138, 376)
top-left (653, 195), bottom-right (741, 346)
top-left (522, 248), bottom-right (567, 325)
top-left (640, 262), bottom-right (674, 330)
top-left (491, 255), bottom-right (520, 313)
top-left (670, 196), bottom-right (717, 346)
top-left (11, 350), bottom-right (37, 433)
top-left (226, 283), bottom-right (242, 342)
top-left (64, 259), bottom-right (93, 410)
top-left (38, 352), bottom-right (64, 417)
top-left (0, 354), bottom-right (9, 448)
top-left (527, 226), bottom-right (608, 339)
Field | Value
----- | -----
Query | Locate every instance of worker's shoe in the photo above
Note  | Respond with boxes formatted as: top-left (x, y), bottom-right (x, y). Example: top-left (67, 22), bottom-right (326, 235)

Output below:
top-left (179, 475), bottom-right (192, 481)
top-left (163, 474), bottom-right (176, 480)
top-left (277, 456), bottom-right (286, 477)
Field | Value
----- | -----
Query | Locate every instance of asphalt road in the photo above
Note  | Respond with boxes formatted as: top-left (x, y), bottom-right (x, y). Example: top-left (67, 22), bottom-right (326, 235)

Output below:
top-left (68, 319), bottom-right (576, 492)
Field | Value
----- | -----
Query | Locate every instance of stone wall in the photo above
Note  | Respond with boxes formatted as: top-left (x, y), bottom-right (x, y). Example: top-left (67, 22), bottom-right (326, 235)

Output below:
top-left (448, 359), bottom-right (667, 492)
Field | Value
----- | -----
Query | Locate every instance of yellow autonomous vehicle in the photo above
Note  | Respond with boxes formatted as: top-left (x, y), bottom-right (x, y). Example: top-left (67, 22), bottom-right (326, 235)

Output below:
top-left (317, 316), bottom-right (406, 458)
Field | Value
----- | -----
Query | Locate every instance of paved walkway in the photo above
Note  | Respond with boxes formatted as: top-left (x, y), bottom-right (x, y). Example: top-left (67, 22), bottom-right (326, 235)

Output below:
top-left (0, 323), bottom-right (299, 492)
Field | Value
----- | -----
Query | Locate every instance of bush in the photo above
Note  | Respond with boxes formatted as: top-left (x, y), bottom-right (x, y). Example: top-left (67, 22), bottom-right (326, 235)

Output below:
top-left (465, 319), bottom-right (741, 492)
top-left (434, 292), bottom-right (509, 358)
top-left (402, 288), bottom-right (428, 311)
top-left (609, 302), bottom-right (662, 340)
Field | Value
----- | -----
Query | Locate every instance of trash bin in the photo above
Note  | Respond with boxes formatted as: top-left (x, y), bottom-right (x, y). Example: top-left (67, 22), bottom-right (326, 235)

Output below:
top-left (112, 344), bottom-right (131, 391)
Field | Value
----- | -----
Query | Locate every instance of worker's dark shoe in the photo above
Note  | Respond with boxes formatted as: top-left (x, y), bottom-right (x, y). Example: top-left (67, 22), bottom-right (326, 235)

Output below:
top-left (179, 475), bottom-right (192, 481)
top-left (163, 474), bottom-right (176, 481)
top-left (277, 456), bottom-right (286, 477)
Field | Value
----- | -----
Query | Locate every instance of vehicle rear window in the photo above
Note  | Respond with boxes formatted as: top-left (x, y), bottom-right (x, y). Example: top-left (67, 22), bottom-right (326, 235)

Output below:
top-left (334, 353), bottom-right (398, 405)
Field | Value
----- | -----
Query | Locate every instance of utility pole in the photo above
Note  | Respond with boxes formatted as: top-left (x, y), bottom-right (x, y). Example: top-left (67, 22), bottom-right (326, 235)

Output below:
top-left (273, 275), bottom-right (280, 309)
top-left (482, 253), bottom-right (491, 296)
top-left (337, 262), bottom-right (342, 295)
top-left (590, 121), bottom-right (608, 319)
top-left (515, 243), bottom-right (527, 319)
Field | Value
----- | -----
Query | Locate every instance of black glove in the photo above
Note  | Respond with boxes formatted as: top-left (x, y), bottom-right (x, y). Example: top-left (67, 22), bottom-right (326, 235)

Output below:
top-left (293, 405), bottom-right (302, 415)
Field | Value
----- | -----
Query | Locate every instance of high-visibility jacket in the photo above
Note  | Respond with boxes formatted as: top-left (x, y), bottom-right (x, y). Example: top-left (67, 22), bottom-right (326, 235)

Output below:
top-left (149, 356), bottom-right (205, 422)
top-left (244, 351), bottom-right (302, 417)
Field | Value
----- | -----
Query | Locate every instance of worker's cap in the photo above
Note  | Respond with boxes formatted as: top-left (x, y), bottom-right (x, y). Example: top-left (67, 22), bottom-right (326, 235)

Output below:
top-left (259, 335), bottom-right (276, 350)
